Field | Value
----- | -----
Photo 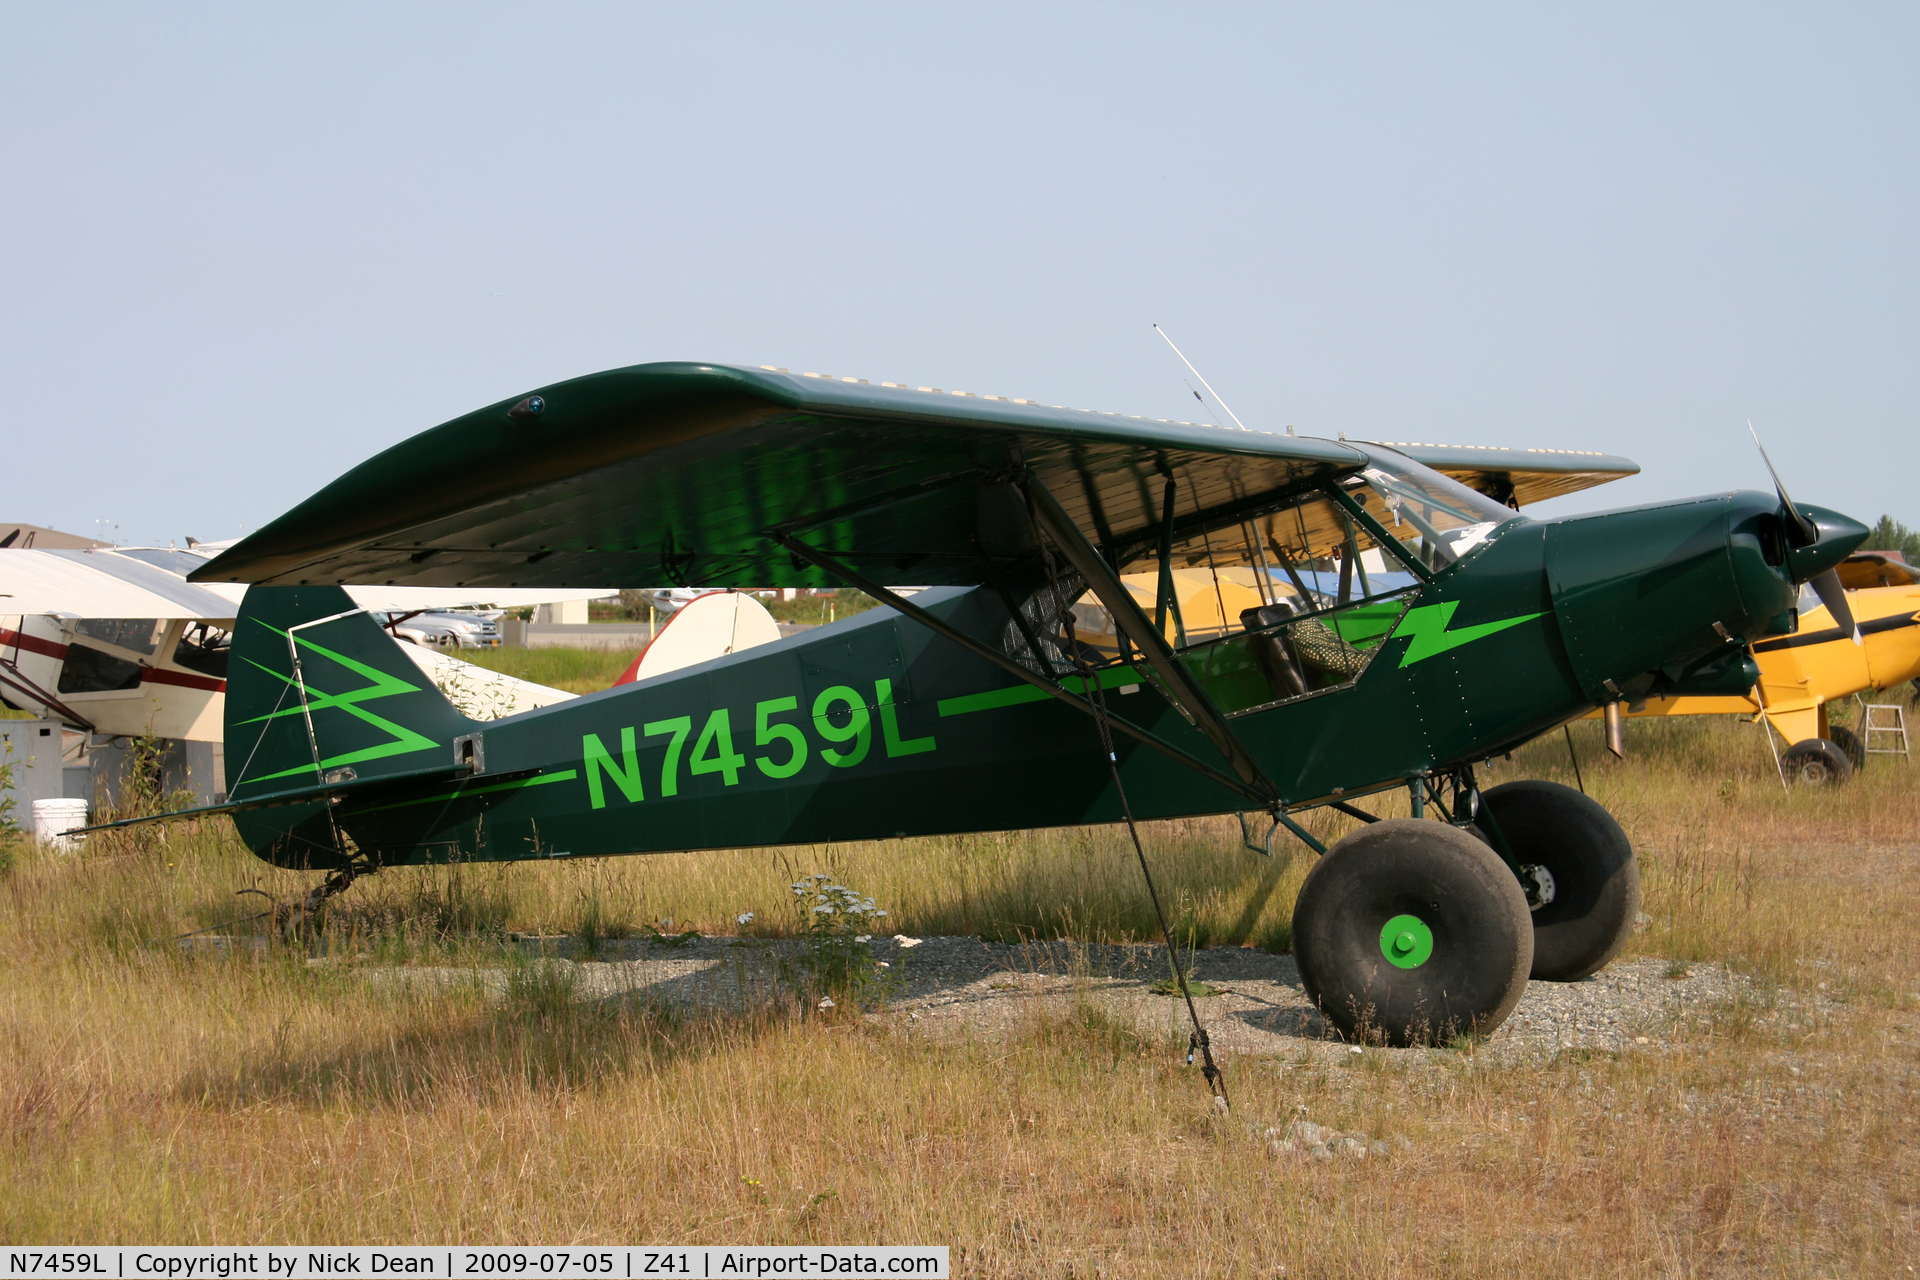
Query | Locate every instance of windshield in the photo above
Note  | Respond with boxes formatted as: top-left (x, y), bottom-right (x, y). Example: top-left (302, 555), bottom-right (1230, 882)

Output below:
top-left (1342, 447), bottom-right (1522, 571)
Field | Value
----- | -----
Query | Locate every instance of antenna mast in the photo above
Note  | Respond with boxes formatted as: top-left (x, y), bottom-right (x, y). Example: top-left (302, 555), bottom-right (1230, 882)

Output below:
top-left (1154, 324), bottom-right (1250, 432)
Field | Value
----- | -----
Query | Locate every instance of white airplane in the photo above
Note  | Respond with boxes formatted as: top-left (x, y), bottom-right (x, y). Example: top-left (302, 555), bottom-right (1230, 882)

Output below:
top-left (0, 543), bottom-right (611, 734)
top-left (0, 541), bottom-right (609, 812)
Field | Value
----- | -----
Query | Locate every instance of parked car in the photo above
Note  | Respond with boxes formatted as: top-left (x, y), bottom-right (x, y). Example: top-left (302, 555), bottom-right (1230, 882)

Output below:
top-left (649, 587), bottom-right (729, 614)
top-left (380, 610), bottom-right (502, 648)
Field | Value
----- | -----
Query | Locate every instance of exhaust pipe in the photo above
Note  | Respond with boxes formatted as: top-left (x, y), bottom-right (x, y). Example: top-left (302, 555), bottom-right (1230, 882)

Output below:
top-left (1604, 701), bottom-right (1625, 759)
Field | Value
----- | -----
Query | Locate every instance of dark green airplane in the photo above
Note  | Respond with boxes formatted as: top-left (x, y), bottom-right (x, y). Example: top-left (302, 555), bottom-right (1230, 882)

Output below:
top-left (158, 363), bottom-right (1864, 1045)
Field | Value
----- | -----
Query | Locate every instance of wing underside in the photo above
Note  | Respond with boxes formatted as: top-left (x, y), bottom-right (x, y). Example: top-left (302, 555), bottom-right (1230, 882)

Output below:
top-left (194, 364), bottom-right (1372, 591)
top-left (193, 363), bottom-right (1640, 593)
top-left (1374, 442), bottom-right (1640, 509)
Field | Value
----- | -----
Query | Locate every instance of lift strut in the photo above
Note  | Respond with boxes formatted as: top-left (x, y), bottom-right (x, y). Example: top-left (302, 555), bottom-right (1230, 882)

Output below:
top-left (1015, 472), bottom-right (1282, 808)
top-left (768, 532), bottom-right (1269, 808)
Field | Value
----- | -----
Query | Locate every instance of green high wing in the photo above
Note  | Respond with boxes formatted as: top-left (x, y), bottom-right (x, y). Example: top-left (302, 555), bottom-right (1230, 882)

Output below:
top-left (192, 363), bottom-right (1633, 592)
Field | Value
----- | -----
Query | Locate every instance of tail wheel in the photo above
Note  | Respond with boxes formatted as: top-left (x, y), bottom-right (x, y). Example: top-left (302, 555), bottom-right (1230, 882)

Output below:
top-left (1292, 818), bottom-right (1532, 1046)
top-left (1828, 725), bottom-right (1868, 773)
top-left (1477, 780), bottom-right (1639, 983)
top-left (1781, 737), bottom-right (1853, 786)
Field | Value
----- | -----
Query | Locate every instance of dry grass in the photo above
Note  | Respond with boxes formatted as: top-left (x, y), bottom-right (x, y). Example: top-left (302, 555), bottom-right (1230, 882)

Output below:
top-left (1, 716), bottom-right (1917, 1274)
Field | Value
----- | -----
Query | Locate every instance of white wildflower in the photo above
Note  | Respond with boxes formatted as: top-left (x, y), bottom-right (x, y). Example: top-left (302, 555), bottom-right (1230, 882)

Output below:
top-left (817, 997), bottom-right (836, 1010)
top-left (735, 912), bottom-right (755, 926)
top-left (854, 935), bottom-right (871, 943)
top-left (813, 904), bottom-right (834, 914)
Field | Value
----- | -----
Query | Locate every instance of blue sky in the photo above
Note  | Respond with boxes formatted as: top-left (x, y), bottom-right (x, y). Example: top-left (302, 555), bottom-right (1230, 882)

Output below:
top-left (3, 3), bottom-right (1914, 550)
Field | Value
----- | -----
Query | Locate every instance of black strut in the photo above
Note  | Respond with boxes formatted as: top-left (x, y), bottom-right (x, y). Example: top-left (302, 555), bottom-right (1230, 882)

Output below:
top-left (1024, 477), bottom-right (1231, 1114)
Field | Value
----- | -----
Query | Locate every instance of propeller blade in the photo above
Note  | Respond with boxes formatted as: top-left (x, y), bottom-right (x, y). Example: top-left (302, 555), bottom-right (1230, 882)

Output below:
top-left (1748, 421), bottom-right (1819, 547)
top-left (1809, 568), bottom-right (1863, 646)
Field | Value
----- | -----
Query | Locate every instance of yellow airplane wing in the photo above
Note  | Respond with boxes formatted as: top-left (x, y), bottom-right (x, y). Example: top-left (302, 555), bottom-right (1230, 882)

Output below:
top-left (1600, 584), bottom-right (1920, 745)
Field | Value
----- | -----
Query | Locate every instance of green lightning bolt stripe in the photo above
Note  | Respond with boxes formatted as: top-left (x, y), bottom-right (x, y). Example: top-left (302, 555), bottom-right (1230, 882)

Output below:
top-left (1391, 601), bottom-right (1545, 667)
top-left (236, 622), bottom-right (444, 783)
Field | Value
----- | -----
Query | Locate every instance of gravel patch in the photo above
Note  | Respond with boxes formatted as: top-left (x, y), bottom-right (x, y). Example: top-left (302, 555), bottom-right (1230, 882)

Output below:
top-left (352, 934), bottom-right (1747, 1064)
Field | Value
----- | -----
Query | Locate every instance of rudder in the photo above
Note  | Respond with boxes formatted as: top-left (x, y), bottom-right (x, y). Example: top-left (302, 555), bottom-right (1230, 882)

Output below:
top-left (225, 585), bottom-right (475, 804)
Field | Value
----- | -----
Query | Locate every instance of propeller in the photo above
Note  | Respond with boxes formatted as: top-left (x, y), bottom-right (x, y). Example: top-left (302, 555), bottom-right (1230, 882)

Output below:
top-left (1749, 422), bottom-right (1861, 646)
top-left (1809, 567), bottom-right (1863, 647)
top-left (1747, 421), bottom-right (1819, 548)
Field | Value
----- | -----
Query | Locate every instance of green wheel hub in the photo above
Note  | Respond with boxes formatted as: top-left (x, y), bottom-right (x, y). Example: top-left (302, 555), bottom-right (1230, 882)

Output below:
top-left (1380, 914), bottom-right (1434, 969)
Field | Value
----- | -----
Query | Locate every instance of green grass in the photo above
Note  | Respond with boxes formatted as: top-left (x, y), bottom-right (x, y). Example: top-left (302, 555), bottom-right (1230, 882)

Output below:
top-left (455, 645), bottom-right (634, 693)
top-left (585, 589), bottom-right (881, 626)
top-left (761, 590), bottom-right (881, 625)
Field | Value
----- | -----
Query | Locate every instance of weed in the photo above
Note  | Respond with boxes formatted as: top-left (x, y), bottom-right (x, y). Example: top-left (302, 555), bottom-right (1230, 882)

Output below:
top-left (641, 921), bottom-right (702, 949)
top-left (572, 871), bottom-right (635, 960)
top-left (785, 873), bottom-right (890, 1009)
top-left (0, 747), bottom-right (19, 842)
top-left (1149, 930), bottom-right (1223, 998)
top-left (503, 955), bottom-right (582, 1021)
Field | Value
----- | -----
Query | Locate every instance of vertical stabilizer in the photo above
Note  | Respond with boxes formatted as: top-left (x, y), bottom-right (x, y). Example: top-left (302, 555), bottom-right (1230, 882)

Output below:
top-left (224, 585), bottom-right (474, 803)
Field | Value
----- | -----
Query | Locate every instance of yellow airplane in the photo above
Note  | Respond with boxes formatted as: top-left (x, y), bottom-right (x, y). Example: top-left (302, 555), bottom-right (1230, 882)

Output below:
top-left (1606, 551), bottom-right (1920, 784)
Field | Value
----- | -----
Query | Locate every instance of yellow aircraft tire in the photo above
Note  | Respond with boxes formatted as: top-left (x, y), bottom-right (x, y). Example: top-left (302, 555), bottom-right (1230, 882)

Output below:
top-left (1780, 738), bottom-right (1854, 787)
top-left (1292, 819), bottom-right (1532, 1047)
top-left (1476, 781), bottom-right (1640, 983)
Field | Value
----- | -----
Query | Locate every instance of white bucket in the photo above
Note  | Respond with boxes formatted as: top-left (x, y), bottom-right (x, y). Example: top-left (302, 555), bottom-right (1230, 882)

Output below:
top-left (32, 797), bottom-right (90, 852)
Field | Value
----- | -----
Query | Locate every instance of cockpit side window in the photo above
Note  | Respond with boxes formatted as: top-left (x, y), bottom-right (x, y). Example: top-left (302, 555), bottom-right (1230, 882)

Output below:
top-left (1041, 454), bottom-right (1524, 714)
top-left (74, 618), bottom-right (162, 655)
top-left (1089, 488), bottom-right (1419, 656)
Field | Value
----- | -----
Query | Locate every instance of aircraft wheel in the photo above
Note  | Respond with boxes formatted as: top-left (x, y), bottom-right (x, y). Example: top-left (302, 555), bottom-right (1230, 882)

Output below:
top-left (1781, 738), bottom-right (1853, 786)
top-left (1829, 725), bottom-right (1868, 773)
top-left (1477, 780), bottom-right (1639, 983)
top-left (1292, 818), bottom-right (1532, 1046)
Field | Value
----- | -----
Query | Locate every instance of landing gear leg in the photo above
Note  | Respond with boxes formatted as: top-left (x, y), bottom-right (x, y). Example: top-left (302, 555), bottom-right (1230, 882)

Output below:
top-left (238, 853), bottom-right (375, 942)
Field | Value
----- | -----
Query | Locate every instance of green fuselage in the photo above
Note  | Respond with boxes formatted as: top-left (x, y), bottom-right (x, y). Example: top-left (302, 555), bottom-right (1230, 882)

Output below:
top-left (229, 486), bottom-right (1856, 871)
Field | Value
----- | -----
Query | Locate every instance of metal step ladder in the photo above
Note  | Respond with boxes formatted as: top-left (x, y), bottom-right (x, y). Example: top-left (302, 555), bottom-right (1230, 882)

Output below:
top-left (1860, 700), bottom-right (1910, 759)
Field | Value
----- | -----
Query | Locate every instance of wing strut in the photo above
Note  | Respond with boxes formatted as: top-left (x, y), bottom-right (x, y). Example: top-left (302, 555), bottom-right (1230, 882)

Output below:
top-left (769, 532), bottom-right (1268, 807)
top-left (1017, 467), bottom-right (1235, 1112)
top-left (1017, 471), bottom-right (1282, 807)
top-left (0, 657), bottom-right (95, 731)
